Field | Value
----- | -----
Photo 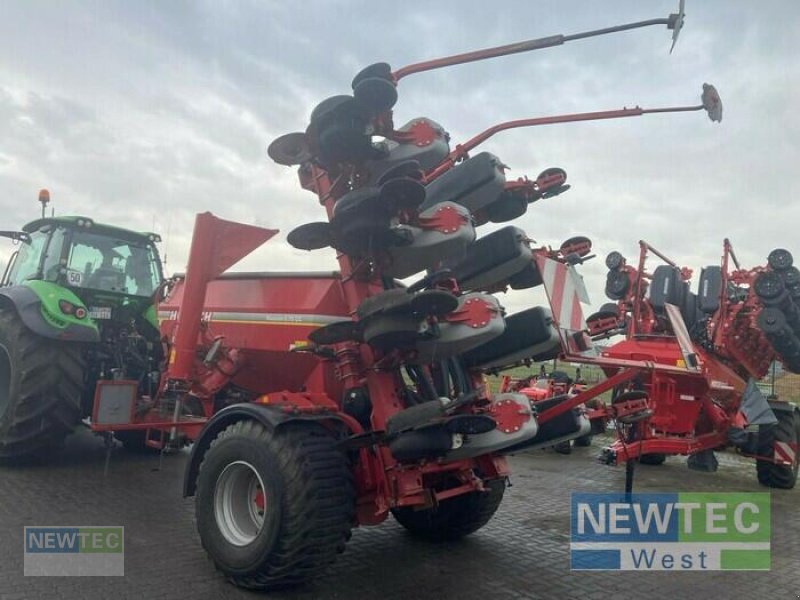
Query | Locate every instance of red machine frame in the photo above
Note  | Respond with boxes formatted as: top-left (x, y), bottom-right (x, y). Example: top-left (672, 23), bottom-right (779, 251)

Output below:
top-left (530, 239), bottom-right (799, 471)
top-left (85, 6), bottom-right (729, 521)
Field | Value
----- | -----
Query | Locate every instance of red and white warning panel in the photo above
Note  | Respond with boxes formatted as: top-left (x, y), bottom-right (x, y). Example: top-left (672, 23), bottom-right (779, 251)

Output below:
top-left (774, 441), bottom-right (797, 466)
top-left (536, 255), bottom-right (596, 357)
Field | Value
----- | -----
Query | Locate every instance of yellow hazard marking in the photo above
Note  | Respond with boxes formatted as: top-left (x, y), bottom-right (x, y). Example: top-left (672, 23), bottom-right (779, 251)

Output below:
top-left (676, 359), bottom-right (686, 368)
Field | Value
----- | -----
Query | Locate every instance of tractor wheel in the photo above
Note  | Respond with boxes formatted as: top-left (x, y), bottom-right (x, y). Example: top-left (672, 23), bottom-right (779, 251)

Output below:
top-left (391, 478), bottom-right (505, 542)
top-left (638, 453), bottom-right (667, 465)
top-left (756, 410), bottom-right (800, 489)
top-left (573, 434), bottom-right (593, 447)
top-left (195, 420), bottom-right (354, 590)
top-left (553, 440), bottom-right (573, 454)
top-left (0, 307), bottom-right (85, 459)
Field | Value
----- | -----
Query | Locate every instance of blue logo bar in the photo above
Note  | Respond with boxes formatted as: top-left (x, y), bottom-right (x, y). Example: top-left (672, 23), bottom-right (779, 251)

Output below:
top-left (571, 493), bottom-right (679, 542)
top-left (571, 549), bottom-right (621, 570)
top-left (25, 528), bottom-right (81, 554)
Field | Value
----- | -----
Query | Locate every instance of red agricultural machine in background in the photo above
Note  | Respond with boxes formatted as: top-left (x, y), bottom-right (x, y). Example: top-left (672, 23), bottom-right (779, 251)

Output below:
top-left (499, 369), bottom-right (601, 453)
top-left (531, 238), bottom-right (800, 492)
top-left (74, 3), bottom-right (727, 590)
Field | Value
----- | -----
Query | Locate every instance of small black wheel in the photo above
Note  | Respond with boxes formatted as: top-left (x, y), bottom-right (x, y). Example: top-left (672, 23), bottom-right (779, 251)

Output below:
top-left (639, 453), bottom-right (667, 466)
top-left (195, 420), bottom-right (355, 590)
top-left (753, 272), bottom-right (785, 301)
top-left (573, 434), bottom-right (593, 448)
top-left (353, 77), bottom-right (398, 114)
top-left (768, 248), bottom-right (793, 271)
top-left (756, 409), bottom-right (800, 489)
top-left (605, 251), bottom-right (625, 270)
top-left (392, 478), bottom-right (505, 542)
top-left (605, 270), bottom-right (630, 300)
top-left (757, 308), bottom-right (788, 335)
top-left (553, 440), bottom-right (573, 455)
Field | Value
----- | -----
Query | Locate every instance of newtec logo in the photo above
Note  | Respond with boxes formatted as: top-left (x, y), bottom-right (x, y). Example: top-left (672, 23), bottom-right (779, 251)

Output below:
top-left (570, 493), bottom-right (770, 571)
top-left (24, 527), bottom-right (124, 576)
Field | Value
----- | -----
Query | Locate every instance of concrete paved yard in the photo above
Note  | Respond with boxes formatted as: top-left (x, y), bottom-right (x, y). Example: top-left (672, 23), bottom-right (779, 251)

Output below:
top-left (0, 429), bottom-right (797, 599)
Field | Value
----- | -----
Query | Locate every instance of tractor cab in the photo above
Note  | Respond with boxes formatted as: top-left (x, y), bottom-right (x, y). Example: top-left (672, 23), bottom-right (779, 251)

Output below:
top-left (1, 216), bottom-right (163, 320)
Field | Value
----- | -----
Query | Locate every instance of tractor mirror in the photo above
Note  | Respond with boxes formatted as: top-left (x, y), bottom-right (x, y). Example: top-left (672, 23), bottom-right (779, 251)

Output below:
top-left (701, 83), bottom-right (723, 122)
top-left (0, 231), bottom-right (31, 244)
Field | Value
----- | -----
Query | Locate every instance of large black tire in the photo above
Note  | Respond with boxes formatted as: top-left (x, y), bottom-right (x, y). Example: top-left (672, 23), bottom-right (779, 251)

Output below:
top-left (195, 420), bottom-right (355, 590)
top-left (573, 434), bottom-right (593, 447)
top-left (391, 478), bottom-right (505, 542)
top-left (639, 453), bottom-right (667, 465)
top-left (0, 307), bottom-right (85, 459)
top-left (756, 409), bottom-right (800, 489)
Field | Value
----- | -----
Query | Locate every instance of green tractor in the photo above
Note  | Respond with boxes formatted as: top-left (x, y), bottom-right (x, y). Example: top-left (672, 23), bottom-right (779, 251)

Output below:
top-left (0, 202), bottom-right (164, 458)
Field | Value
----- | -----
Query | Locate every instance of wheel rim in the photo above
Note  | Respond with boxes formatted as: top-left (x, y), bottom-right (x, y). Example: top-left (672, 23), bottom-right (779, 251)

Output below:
top-left (213, 460), bottom-right (267, 546)
top-left (0, 344), bottom-right (11, 420)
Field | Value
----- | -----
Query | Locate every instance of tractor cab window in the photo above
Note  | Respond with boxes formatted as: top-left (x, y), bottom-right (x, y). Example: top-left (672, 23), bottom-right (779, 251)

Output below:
top-left (41, 227), bottom-right (66, 282)
top-left (4, 230), bottom-right (48, 285)
top-left (66, 231), bottom-right (161, 297)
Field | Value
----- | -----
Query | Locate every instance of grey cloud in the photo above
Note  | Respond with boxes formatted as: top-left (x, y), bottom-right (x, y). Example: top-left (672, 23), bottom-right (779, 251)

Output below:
top-left (0, 0), bottom-right (797, 315)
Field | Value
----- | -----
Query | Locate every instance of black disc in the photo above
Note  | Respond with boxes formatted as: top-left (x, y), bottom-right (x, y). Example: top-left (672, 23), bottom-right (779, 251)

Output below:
top-left (537, 166), bottom-right (567, 183)
top-left (376, 160), bottom-right (423, 185)
top-left (380, 177), bottom-right (426, 209)
top-left (308, 320), bottom-right (361, 345)
top-left (267, 132), bottom-right (312, 166)
top-left (754, 271), bottom-right (785, 300)
top-left (587, 305), bottom-right (619, 323)
top-left (757, 307), bottom-right (788, 335)
top-left (334, 213), bottom-right (394, 255)
top-left (442, 414), bottom-right (496, 435)
top-left (782, 266), bottom-right (800, 288)
top-left (308, 95), bottom-right (378, 167)
top-left (352, 62), bottom-right (392, 89)
top-left (605, 270), bottom-right (630, 300)
top-left (768, 248), bottom-right (793, 271)
top-left (353, 77), bottom-right (398, 114)
top-left (560, 236), bottom-right (592, 257)
top-left (542, 184), bottom-right (570, 199)
top-left (362, 315), bottom-right (420, 351)
top-left (357, 289), bottom-right (410, 320)
top-left (333, 186), bottom-right (384, 217)
top-left (409, 290), bottom-right (459, 318)
top-left (309, 95), bottom-right (355, 125)
top-left (287, 222), bottom-right (333, 251)
top-left (605, 251), bottom-right (625, 270)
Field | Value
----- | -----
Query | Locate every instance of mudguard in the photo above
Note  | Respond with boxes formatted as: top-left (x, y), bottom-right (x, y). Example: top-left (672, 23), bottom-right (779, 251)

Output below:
top-left (0, 282), bottom-right (99, 342)
top-left (182, 402), bottom-right (348, 497)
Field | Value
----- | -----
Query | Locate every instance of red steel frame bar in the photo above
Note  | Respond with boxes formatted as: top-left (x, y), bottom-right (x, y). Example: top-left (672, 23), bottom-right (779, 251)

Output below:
top-left (425, 105), bottom-right (705, 181)
top-left (632, 240), bottom-right (678, 334)
top-left (393, 16), bottom-right (679, 81)
top-left (536, 367), bottom-right (640, 424)
top-left (609, 431), bottom-right (728, 464)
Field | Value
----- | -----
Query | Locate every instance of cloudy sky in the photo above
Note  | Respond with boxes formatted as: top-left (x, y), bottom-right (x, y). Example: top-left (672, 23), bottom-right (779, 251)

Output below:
top-left (1, 1), bottom-right (798, 315)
